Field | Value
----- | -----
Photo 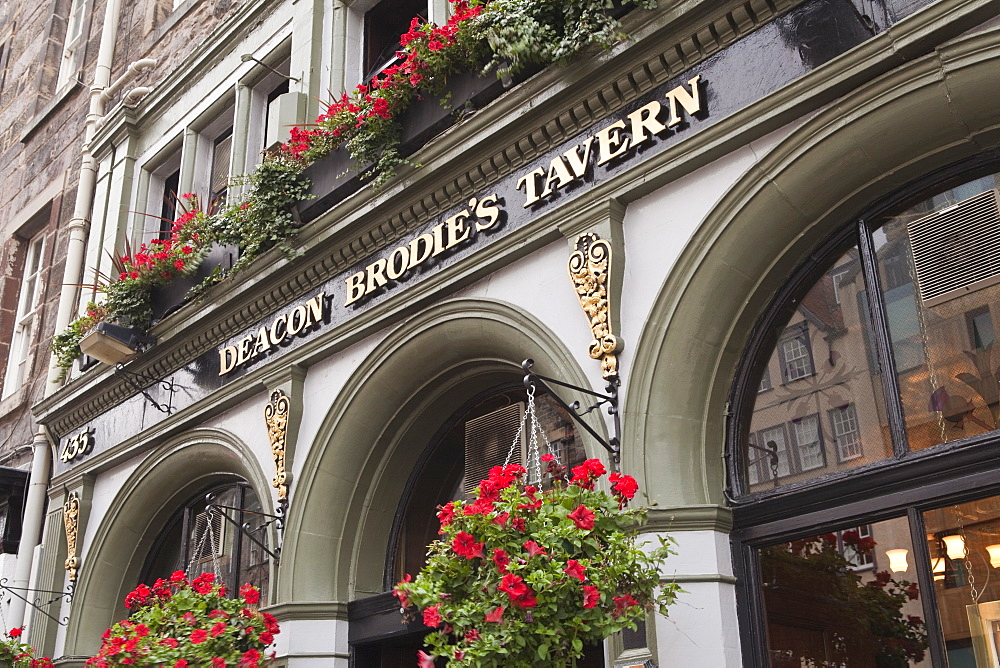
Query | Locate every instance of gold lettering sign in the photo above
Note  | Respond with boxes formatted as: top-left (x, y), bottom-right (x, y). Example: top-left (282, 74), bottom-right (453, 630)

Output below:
top-left (516, 76), bottom-right (703, 207)
top-left (218, 292), bottom-right (326, 375)
top-left (344, 194), bottom-right (501, 306)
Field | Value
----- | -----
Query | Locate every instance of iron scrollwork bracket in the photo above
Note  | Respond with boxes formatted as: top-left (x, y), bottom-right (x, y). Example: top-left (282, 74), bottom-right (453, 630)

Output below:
top-left (0, 579), bottom-right (74, 626)
top-left (115, 363), bottom-right (177, 414)
top-left (521, 359), bottom-right (622, 471)
top-left (204, 494), bottom-right (283, 564)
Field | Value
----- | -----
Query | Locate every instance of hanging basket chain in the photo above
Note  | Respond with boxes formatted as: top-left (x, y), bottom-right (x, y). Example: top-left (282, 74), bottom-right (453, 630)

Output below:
top-left (186, 509), bottom-right (223, 581)
top-left (503, 385), bottom-right (562, 487)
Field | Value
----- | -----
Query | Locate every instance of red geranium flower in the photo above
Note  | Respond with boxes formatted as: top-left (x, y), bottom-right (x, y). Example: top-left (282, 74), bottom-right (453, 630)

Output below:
top-left (423, 604), bottom-right (442, 628)
top-left (452, 531), bottom-right (484, 559)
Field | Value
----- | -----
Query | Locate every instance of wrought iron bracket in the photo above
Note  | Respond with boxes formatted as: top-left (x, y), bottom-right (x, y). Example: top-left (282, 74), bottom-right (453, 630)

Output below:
top-left (205, 496), bottom-right (283, 564)
top-left (115, 363), bottom-right (177, 414)
top-left (746, 440), bottom-right (780, 484)
top-left (521, 359), bottom-right (621, 472)
top-left (0, 579), bottom-right (73, 626)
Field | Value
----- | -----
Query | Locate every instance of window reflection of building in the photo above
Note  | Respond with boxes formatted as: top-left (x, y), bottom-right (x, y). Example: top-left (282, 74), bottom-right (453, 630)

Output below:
top-left (734, 168), bottom-right (1000, 666)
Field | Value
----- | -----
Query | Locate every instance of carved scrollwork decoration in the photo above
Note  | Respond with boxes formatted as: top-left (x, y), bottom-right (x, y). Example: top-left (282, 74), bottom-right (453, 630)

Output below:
top-left (63, 492), bottom-right (80, 583)
top-left (568, 233), bottom-right (622, 379)
top-left (265, 389), bottom-right (290, 502)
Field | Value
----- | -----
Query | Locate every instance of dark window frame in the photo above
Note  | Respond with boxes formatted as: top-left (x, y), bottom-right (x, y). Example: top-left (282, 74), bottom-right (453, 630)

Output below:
top-left (727, 152), bottom-right (1000, 668)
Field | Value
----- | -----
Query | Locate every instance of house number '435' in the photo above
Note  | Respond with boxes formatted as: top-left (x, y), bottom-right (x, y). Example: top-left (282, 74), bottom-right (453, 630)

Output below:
top-left (60, 429), bottom-right (94, 463)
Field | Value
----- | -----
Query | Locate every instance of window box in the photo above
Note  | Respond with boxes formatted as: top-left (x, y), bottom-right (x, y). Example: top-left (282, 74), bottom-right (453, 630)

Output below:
top-left (149, 243), bottom-right (236, 321)
top-left (79, 322), bottom-right (154, 366)
top-left (299, 68), bottom-right (522, 223)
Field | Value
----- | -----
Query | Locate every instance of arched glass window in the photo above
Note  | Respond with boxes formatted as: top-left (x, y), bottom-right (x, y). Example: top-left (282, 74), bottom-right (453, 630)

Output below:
top-left (140, 480), bottom-right (270, 602)
top-left (731, 165), bottom-right (1000, 667)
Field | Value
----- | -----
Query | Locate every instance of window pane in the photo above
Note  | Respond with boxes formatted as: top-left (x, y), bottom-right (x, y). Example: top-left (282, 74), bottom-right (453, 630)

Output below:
top-left (759, 518), bottom-right (929, 666)
top-left (923, 495), bottom-right (1000, 667)
top-left (744, 246), bottom-right (893, 491)
top-left (873, 173), bottom-right (1000, 451)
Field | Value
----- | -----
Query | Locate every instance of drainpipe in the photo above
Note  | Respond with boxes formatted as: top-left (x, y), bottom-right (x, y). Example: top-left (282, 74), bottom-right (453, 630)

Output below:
top-left (14, 0), bottom-right (151, 633)
top-left (44, 0), bottom-right (155, 389)
top-left (7, 429), bottom-right (52, 630)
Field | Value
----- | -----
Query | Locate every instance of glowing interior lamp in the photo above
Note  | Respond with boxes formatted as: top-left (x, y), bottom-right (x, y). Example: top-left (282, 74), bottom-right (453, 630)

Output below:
top-left (942, 534), bottom-right (967, 560)
top-left (931, 557), bottom-right (946, 581)
top-left (886, 548), bottom-right (909, 573)
top-left (986, 544), bottom-right (1000, 569)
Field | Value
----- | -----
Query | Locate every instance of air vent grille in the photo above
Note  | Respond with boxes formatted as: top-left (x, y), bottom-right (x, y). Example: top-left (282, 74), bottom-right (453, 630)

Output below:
top-left (909, 190), bottom-right (1000, 307)
top-left (464, 403), bottom-right (524, 496)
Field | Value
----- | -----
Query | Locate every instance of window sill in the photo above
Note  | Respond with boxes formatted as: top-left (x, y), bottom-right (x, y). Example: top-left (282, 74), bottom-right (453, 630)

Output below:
top-left (19, 80), bottom-right (85, 144)
top-left (0, 384), bottom-right (29, 420)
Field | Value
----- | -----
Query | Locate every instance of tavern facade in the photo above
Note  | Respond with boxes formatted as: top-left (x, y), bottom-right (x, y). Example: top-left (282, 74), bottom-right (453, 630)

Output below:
top-left (0, 0), bottom-right (998, 665)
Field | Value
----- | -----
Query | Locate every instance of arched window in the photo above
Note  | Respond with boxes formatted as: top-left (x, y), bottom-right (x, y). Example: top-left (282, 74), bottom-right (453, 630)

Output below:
top-left (730, 165), bottom-right (1000, 666)
top-left (140, 480), bottom-right (270, 603)
top-left (351, 384), bottom-right (605, 667)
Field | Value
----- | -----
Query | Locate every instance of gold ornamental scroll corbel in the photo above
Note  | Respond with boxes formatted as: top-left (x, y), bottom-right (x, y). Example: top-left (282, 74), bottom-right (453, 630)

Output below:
top-left (568, 232), bottom-right (623, 379)
top-left (63, 492), bottom-right (80, 583)
top-left (265, 389), bottom-right (290, 503)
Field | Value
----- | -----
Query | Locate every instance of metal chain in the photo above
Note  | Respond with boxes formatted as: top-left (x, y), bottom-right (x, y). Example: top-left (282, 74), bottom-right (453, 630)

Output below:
top-left (186, 511), bottom-right (223, 580)
top-left (503, 385), bottom-right (561, 486)
top-left (954, 504), bottom-right (980, 603)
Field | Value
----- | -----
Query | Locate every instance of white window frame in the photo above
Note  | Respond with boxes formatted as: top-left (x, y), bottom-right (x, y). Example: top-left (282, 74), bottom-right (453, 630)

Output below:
top-left (192, 110), bottom-right (235, 210)
top-left (831, 404), bottom-right (862, 461)
top-left (57, 0), bottom-right (87, 90)
top-left (779, 323), bottom-right (814, 382)
top-left (792, 414), bottom-right (824, 471)
top-left (3, 236), bottom-right (45, 399)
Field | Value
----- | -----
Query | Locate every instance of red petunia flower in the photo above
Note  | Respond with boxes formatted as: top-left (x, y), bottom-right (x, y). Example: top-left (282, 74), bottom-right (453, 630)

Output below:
top-left (568, 504), bottom-right (596, 530)
top-left (582, 585), bottom-right (600, 608)
top-left (189, 629), bottom-right (208, 644)
top-left (564, 559), bottom-right (586, 581)
top-left (484, 606), bottom-right (505, 623)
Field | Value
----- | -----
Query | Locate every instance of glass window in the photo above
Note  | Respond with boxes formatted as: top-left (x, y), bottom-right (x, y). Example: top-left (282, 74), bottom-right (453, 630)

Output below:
top-left (363, 0), bottom-right (427, 81)
top-left (57, 0), bottom-right (86, 89)
top-left (744, 246), bottom-right (894, 491)
top-left (831, 403), bottom-right (863, 460)
top-left (758, 517), bottom-right (926, 666)
top-left (791, 414), bottom-right (824, 471)
top-left (141, 481), bottom-right (269, 602)
top-left (734, 166), bottom-right (1000, 667)
top-left (874, 173), bottom-right (1000, 451)
top-left (3, 235), bottom-right (44, 398)
top-left (779, 322), bottom-right (814, 382)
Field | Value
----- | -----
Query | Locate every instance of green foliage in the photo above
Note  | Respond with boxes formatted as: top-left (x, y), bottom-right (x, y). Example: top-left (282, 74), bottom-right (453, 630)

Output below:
top-left (395, 460), bottom-right (680, 667)
top-left (475, 0), bottom-right (658, 76)
top-left (86, 573), bottom-right (278, 667)
top-left (209, 155), bottom-right (312, 276)
top-left (50, 303), bottom-right (108, 381)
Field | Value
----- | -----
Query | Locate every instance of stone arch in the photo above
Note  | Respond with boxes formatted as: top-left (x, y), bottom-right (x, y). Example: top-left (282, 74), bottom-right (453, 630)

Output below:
top-left (62, 428), bottom-right (273, 657)
top-left (279, 298), bottom-right (596, 603)
top-left (626, 29), bottom-right (1000, 508)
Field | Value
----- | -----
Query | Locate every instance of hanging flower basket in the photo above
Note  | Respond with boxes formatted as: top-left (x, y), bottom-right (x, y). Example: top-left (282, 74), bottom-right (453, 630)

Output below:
top-left (86, 573), bottom-right (278, 667)
top-left (394, 450), bottom-right (680, 667)
top-left (0, 627), bottom-right (54, 667)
